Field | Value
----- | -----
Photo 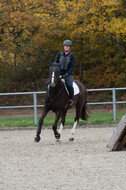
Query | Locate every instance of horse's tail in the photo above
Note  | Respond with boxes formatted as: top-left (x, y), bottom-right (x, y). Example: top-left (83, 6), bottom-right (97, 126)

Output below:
top-left (80, 101), bottom-right (89, 120)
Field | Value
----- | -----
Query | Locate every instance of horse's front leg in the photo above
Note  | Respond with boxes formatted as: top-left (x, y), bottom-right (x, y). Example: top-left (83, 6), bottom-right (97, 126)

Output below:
top-left (52, 112), bottom-right (61, 139)
top-left (58, 111), bottom-right (67, 136)
top-left (34, 107), bottom-right (49, 142)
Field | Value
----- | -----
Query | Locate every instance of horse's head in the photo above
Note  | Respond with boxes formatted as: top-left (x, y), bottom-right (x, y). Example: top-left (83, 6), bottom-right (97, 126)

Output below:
top-left (49, 62), bottom-right (61, 87)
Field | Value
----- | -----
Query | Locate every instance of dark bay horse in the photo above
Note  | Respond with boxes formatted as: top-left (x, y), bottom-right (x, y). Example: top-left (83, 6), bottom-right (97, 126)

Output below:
top-left (34, 63), bottom-right (88, 142)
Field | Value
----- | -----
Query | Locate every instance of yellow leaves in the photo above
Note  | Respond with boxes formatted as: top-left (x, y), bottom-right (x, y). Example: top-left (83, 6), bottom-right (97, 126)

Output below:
top-left (56, 0), bottom-right (112, 37)
top-left (0, 0), bottom-right (126, 89)
top-left (22, 32), bottom-right (30, 40)
top-left (0, 50), bottom-right (15, 65)
top-left (0, 51), bottom-right (4, 62)
top-left (107, 17), bottom-right (126, 41)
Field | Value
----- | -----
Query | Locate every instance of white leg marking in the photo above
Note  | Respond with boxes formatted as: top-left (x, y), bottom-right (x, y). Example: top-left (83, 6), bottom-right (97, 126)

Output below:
top-left (71, 121), bottom-right (78, 135)
top-left (58, 123), bottom-right (63, 135)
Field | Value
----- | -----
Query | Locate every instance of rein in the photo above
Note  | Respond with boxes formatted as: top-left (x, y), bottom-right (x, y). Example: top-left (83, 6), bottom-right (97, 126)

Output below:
top-left (47, 81), bottom-right (64, 102)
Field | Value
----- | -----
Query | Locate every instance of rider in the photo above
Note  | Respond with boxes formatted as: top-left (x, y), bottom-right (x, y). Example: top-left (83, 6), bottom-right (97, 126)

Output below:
top-left (55, 39), bottom-right (75, 107)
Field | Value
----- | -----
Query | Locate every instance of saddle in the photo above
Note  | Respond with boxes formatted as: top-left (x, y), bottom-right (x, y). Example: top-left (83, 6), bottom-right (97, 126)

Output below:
top-left (61, 78), bottom-right (80, 96)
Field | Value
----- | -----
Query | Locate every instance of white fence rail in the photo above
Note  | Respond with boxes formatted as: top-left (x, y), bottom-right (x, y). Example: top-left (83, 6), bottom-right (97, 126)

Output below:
top-left (0, 87), bottom-right (126, 125)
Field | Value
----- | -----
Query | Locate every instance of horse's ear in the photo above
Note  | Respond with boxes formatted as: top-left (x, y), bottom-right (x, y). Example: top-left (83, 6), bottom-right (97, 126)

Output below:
top-left (48, 59), bottom-right (52, 66)
top-left (53, 62), bottom-right (61, 68)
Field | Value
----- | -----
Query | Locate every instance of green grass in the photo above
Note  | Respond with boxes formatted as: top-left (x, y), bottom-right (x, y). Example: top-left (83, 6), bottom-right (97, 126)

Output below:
top-left (0, 111), bottom-right (125, 128)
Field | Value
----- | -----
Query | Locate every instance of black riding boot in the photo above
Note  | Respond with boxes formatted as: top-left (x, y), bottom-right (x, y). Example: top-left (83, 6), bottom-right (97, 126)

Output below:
top-left (68, 87), bottom-right (74, 107)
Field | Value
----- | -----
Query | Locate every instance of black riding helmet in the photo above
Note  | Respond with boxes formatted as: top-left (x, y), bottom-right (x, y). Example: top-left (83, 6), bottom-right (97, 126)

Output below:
top-left (63, 40), bottom-right (72, 47)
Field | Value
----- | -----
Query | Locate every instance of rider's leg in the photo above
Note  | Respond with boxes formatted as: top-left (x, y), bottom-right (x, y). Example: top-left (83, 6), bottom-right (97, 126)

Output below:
top-left (65, 75), bottom-right (74, 106)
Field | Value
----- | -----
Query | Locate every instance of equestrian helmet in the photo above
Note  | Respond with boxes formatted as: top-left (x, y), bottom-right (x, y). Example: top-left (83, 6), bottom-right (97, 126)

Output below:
top-left (63, 40), bottom-right (72, 47)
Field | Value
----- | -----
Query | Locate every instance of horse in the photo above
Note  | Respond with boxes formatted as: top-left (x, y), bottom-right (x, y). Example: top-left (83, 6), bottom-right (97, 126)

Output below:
top-left (34, 62), bottom-right (88, 142)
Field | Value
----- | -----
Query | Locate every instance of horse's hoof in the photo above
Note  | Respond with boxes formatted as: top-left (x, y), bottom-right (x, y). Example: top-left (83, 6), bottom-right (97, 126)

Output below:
top-left (69, 138), bottom-right (74, 142)
top-left (34, 136), bottom-right (41, 142)
top-left (55, 133), bottom-right (60, 139)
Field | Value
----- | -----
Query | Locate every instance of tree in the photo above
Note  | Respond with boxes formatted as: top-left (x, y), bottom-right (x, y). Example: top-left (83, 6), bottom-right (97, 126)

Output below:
top-left (56, 0), bottom-right (126, 87)
top-left (0, 0), bottom-right (126, 93)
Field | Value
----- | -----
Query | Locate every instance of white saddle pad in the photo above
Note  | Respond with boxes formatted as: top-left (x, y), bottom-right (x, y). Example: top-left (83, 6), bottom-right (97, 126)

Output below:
top-left (73, 82), bottom-right (80, 95)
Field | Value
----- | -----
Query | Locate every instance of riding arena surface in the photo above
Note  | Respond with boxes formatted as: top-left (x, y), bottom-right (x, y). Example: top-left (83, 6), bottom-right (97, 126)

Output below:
top-left (0, 127), bottom-right (126, 190)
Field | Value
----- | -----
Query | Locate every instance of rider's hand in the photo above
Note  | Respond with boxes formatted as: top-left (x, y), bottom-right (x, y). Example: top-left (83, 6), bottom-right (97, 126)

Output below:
top-left (62, 73), bottom-right (68, 79)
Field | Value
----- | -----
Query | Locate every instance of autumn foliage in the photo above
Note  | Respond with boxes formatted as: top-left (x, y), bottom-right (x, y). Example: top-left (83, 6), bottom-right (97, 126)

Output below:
top-left (0, 0), bottom-right (126, 92)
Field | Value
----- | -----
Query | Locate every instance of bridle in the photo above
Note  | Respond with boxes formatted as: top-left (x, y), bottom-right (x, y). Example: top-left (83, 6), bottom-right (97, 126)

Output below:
top-left (47, 81), bottom-right (64, 102)
top-left (48, 69), bottom-right (64, 102)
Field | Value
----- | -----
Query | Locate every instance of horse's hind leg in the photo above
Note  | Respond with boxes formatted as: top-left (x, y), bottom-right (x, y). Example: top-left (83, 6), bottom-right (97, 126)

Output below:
top-left (69, 120), bottom-right (78, 142)
top-left (34, 107), bottom-right (49, 142)
top-left (69, 103), bottom-right (81, 142)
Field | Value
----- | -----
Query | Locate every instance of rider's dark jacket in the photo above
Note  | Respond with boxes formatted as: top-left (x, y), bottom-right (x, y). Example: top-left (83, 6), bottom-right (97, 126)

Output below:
top-left (55, 51), bottom-right (75, 76)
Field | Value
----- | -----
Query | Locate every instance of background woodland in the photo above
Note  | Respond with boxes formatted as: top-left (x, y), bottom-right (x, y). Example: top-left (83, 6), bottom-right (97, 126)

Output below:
top-left (0, 0), bottom-right (126, 93)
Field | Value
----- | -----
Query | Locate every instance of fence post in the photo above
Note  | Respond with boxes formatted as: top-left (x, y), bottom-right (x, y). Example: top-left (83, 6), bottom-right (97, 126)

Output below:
top-left (33, 92), bottom-right (37, 125)
top-left (112, 88), bottom-right (116, 121)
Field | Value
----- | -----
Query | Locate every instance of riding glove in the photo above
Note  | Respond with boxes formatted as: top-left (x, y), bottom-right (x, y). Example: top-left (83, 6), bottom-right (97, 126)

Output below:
top-left (62, 73), bottom-right (68, 79)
